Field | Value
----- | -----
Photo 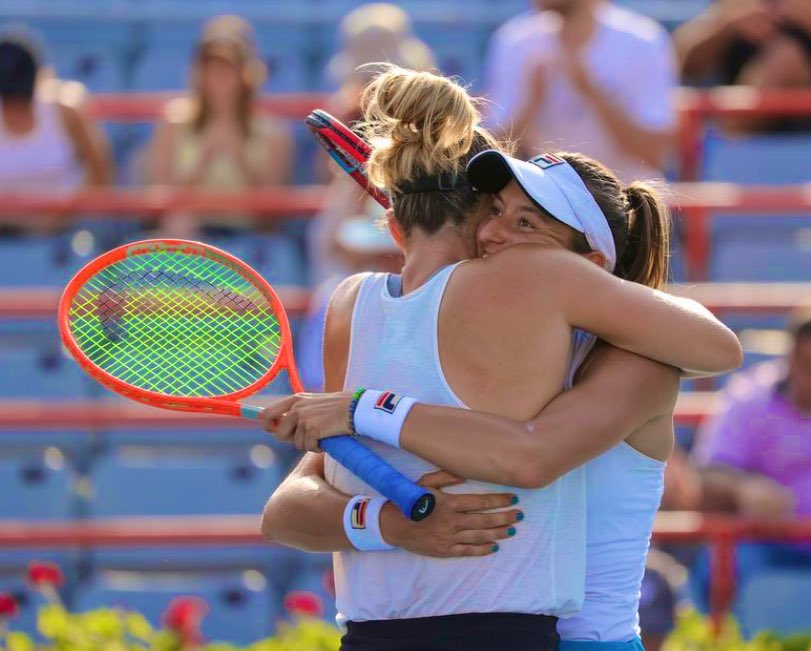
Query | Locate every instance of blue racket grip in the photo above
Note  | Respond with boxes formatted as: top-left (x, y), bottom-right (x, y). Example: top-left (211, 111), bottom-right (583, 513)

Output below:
top-left (319, 436), bottom-right (435, 521)
top-left (241, 405), bottom-right (434, 521)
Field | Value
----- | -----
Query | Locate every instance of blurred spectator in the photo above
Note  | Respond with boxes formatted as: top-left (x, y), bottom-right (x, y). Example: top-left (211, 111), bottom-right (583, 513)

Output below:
top-left (673, 0), bottom-right (811, 132)
top-left (322, 3), bottom-right (435, 123)
top-left (145, 15), bottom-right (293, 236)
top-left (483, 0), bottom-right (677, 183)
top-left (0, 29), bottom-right (112, 232)
top-left (297, 199), bottom-right (402, 391)
top-left (690, 313), bottom-right (811, 606)
top-left (309, 3), bottom-right (434, 285)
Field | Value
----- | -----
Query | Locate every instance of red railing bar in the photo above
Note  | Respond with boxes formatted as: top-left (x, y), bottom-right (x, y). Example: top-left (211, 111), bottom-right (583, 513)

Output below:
top-left (4, 284), bottom-right (805, 321)
top-left (0, 187), bottom-right (327, 219)
top-left (82, 89), bottom-right (811, 125)
top-left (0, 512), bottom-right (807, 548)
top-left (0, 394), bottom-right (719, 429)
top-left (0, 286), bottom-right (311, 319)
top-left (2, 183), bottom-right (810, 219)
top-left (0, 515), bottom-right (265, 548)
top-left (677, 87), bottom-right (811, 118)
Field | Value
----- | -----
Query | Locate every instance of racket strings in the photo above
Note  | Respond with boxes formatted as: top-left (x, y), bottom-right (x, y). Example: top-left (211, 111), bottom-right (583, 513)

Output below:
top-left (68, 250), bottom-right (282, 397)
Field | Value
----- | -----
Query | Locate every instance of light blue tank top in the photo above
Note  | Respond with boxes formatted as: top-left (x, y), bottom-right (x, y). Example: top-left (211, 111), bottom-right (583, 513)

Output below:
top-left (558, 331), bottom-right (666, 642)
top-left (325, 266), bottom-right (586, 626)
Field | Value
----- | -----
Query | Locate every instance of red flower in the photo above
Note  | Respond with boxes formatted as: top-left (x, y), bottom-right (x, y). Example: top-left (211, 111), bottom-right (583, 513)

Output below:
top-left (27, 561), bottom-right (64, 588)
top-left (0, 593), bottom-right (18, 618)
top-left (163, 597), bottom-right (208, 647)
top-left (283, 590), bottom-right (324, 618)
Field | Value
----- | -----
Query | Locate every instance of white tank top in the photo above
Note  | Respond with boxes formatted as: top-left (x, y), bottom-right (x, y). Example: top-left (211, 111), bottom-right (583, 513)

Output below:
top-left (0, 99), bottom-right (83, 194)
top-left (558, 332), bottom-right (666, 641)
top-left (326, 265), bottom-right (586, 626)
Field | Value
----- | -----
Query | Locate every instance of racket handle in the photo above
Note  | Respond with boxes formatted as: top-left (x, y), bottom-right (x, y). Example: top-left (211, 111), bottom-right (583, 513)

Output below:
top-left (320, 436), bottom-right (435, 522)
top-left (241, 405), bottom-right (434, 521)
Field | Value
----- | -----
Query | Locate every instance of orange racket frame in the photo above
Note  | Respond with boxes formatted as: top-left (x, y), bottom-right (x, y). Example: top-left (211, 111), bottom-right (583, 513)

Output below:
top-left (57, 239), bottom-right (305, 417)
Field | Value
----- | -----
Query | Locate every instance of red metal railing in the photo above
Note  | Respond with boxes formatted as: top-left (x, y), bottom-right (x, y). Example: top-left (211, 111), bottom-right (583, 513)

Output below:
top-left (2, 184), bottom-right (811, 280)
top-left (0, 512), bottom-right (807, 632)
top-left (3, 283), bottom-right (807, 322)
top-left (676, 87), bottom-right (811, 180)
top-left (77, 88), bottom-right (811, 182)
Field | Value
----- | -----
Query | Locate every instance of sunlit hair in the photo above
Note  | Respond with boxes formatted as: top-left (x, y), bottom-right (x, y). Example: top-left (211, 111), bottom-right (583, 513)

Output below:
top-left (558, 152), bottom-right (671, 290)
top-left (359, 64), bottom-right (505, 236)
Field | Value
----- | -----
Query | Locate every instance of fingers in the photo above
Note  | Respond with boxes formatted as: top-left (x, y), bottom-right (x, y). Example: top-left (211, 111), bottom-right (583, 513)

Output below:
top-left (457, 509), bottom-right (522, 531)
top-left (454, 526), bottom-right (516, 545)
top-left (274, 410), bottom-right (299, 444)
top-left (418, 470), bottom-right (465, 490)
top-left (451, 492), bottom-right (517, 513)
top-left (259, 395), bottom-right (298, 426)
top-left (446, 543), bottom-right (500, 558)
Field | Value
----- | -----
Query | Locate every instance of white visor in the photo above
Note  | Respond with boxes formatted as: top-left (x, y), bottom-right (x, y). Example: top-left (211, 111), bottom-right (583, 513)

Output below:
top-left (466, 150), bottom-right (617, 272)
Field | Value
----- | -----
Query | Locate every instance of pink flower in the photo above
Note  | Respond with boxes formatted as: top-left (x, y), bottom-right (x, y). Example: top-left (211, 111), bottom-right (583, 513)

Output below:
top-left (283, 590), bottom-right (324, 618)
top-left (0, 593), bottom-right (18, 618)
top-left (27, 562), bottom-right (64, 588)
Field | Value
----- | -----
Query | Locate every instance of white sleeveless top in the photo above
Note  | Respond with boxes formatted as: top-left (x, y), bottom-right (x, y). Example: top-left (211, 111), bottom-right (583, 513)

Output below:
top-left (326, 265), bottom-right (586, 627)
top-left (558, 332), bottom-right (666, 641)
top-left (0, 100), bottom-right (83, 194)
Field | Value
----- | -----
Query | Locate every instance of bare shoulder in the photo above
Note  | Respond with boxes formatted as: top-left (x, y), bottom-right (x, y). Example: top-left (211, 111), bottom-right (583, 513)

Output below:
top-left (326, 273), bottom-right (368, 325)
top-left (323, 273), bottom-right (368, 391)
top-left (453, 245), bottom-right (582, 312)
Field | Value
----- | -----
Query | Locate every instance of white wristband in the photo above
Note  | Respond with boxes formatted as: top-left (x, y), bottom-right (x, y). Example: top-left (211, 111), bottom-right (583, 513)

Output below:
top-left (353, 389), bottom-right (417, 449)
top-left (343, 496), bottom-right (394, 552)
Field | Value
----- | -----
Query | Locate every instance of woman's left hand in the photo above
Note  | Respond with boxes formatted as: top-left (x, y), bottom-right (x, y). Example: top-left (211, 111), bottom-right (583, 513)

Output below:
top-left (257, 392), bottom-right (354, 452)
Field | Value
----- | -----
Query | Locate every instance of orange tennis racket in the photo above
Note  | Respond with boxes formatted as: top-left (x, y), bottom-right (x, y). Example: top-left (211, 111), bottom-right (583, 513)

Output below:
top-left (58, 239), bottom-right (435, 521)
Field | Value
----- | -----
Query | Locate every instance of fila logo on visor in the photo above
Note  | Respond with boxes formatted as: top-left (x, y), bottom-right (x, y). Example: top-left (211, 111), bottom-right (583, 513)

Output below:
top-left (351, 498), bottom-right (370, 529)
top-left (530, 153), bottom-right (565, 169)
top-left (374, 391), bottom-right (402, 414)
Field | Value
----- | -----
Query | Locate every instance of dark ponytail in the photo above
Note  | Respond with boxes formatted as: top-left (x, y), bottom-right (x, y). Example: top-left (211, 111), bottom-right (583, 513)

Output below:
top-left (620, 183), bottom-right (671, 289)
top-left (558, 152), bottom-right (671, 290)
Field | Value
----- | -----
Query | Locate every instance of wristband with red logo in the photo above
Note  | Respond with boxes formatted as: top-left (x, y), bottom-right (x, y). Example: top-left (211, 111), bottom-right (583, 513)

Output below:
top-left (353, 389), bottom-right (417, 449)
top-left (343, 495), bottom-right (394, 552)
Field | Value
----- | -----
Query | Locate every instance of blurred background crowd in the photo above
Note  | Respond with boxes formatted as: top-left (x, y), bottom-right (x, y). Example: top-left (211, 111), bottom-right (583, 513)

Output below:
top-left (0, 0), bottom-right (809, 647)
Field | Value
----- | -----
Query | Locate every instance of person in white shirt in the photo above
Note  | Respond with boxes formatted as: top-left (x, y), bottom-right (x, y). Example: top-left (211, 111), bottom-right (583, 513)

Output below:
top-left (484, 0), bottom-right (677, 183)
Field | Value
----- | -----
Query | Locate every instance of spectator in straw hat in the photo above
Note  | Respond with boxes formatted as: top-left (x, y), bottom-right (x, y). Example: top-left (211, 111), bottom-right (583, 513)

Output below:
top-left (146, 15), bottom-right (293, 236)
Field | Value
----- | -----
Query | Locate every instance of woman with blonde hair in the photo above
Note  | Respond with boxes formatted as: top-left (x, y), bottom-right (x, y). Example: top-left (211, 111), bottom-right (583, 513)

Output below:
top-left (146, 15), bottom-right (293, 235)
top-left (261, 66), bottom-right (740, 651)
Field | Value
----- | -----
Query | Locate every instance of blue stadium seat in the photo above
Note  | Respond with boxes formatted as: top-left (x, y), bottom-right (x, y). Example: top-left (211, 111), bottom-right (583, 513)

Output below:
top-left (0, 448), bottom-right (76, 520)
top-left (0, 345), bottom-right (91, 399)
top-left (709, 226), bottom-right (811, 281)
top-left (702, 132), bottom-right (811, 185)
top-left (25, 21), bottom-right (131, 92)
top-left (737, 569), bottom-right (811, 637)
top-left (88, 446), bottom-right (284, 517)
top-left (0, 236), bottom-right (79, 287)
top-left (415, 25), bottom-right (489, 88)
top-left (74, 569), bottom-right (278, 644)
top-left (206, 233), bottom-right (307, 286)
top-left (253, 25), bottom-right (312, 93)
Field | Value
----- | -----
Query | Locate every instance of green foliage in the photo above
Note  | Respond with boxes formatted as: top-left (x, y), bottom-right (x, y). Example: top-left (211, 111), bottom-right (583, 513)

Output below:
top-left (664, 609), bottom-right (811, 651)
top-left (0, 604), bottom-right (341, 651)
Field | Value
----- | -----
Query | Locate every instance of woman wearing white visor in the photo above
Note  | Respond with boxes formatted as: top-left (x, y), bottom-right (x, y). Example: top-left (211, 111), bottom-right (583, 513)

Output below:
top-left (261, 67), bottom-right (740, 651)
